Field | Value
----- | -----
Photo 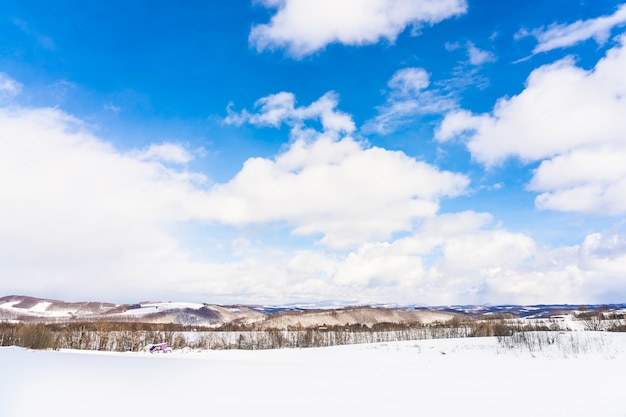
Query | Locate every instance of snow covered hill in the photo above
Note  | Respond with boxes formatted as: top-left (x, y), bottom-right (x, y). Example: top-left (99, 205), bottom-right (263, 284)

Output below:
top-left (2, 294), bottom-right (624, 329)
top-left (0, 294), bottom-right (456, 327)
top-left (0, 295), bottom-right (266, 326)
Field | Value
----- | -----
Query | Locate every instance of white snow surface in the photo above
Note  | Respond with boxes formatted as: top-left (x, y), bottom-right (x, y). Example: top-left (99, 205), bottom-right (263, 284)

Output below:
top-left (0, 299), bottom-right (73, 318)
top-left (2, 333), bottom-right (626, 416)
top-left (119, 301), bottom-right (206, 316)
top-left (28, 301), bottom-right (52, 313)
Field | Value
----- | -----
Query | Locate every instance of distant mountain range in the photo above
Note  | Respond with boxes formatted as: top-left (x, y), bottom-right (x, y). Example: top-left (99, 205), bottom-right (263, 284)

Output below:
top-left (1, 294), bottom-right (624, 328)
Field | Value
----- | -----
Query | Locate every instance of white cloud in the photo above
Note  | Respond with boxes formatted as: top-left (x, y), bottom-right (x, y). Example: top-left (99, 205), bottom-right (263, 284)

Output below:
top-left (412, 212), bottom-right (537, 288)
top-left (466, 41), bottom-right (496, 65)
top-left (132, 220), bottom-right (626, 305)
top-left (367, 54), bottom-right (495, 135)
top-left (387, 67), bottom-right (430, 96)
top-left (0, 104), bottom-right (221, 301)
top-left (204, 132), bottom-right (469, 250)
top-left (437, 36), bottom-right (626, 214)
top-left (436, 230), bottom-right (535, 275)
top-left (519, 3), bottom-right (626, 54)
top-left (323, 212), bottom-right (626, 305)
top-left (436, 109), bottom-right (483, 143)
top-left (249, 0), bottom-right (467, 57)
top-left (225, 91), bottom-right (356, 134)
top-left (364, 67), bottom-right (457, 134)
top-left (0, 73), bottom-right (22, 101)
top-left (3, 71), bottom-right (625, 305)
top-left (0, 80), bottom-right (469, 302)
top-left (444, 41), bottom-right (461, 51)
top-left (441, 41), bottom-right (495, 93)
top-left (529, 145), bottom-right (626, 214)
top-left (136, 142), bottom-right (195, 165)
top-left (222, 91), bottom-right (469, 249)
top-left (1, 100), bottom-right (624, 304)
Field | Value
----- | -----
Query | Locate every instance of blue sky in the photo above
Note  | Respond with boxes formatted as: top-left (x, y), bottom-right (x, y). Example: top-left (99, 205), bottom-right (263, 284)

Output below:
top-left (2, 0), bottom-right (626, 305)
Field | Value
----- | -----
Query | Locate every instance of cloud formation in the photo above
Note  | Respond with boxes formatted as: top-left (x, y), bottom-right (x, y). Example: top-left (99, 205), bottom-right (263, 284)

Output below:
top-left (518, 3), bottom-right (626, 54)
top-left (364, 67), bottom-right (457, 134)
top-left (0, 83), bottom-right (467, 301)
top-left (223, 91), bottom-right (468, 248)
top-left (445, 40), bottom-right (496, 66)
top-left (328, 212), bottom-right (626, 305)
top-left (225, 91), bottom-right (355, 134)
top-left (0, 104), bottom-right (215, 301)
top-left (437, 35), bottom-right (626, 214)
top-left (466, 41), bottom-right (496, 65)
top-left (135, 142), bottom-right (195, 165)
top-left (204, 135), bottom-right (468, 249)
top-left (0, 73), bottom-right (22, 101)
top-left (249, 0), bottom-right (467, 57)
top-left (2, 72), bottom-right (626, 305)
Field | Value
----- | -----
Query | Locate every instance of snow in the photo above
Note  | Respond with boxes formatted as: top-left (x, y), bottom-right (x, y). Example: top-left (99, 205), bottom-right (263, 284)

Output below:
top-left (0, 300), bottom-right (20, 309)
top-left (562, 314), bottom-right (587, 331)
top-left (0, 300), bottom-right (67, 318)
top-left (29, 301), bottom-right (52, 313)
top-left (2, 332), bottom-right (626, 416)
top-left (119, 301), bottom-right (206, 316)
top-left (0, 299), bottom-right (100, 318)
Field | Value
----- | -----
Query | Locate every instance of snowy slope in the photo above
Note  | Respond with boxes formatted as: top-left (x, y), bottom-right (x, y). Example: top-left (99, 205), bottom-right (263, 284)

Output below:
top-left (2, 332), bottom-right (626, 417)
top-left (0, 295), bottom-right (265, 326)
top-left (2, 295), bottom-right (624, 330)
top-left (0, 295), bottom-right (119, 319)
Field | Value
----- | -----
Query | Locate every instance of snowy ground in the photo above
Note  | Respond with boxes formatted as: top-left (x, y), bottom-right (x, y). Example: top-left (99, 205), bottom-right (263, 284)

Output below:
top-left (2, 332), bottom-right (626, 417)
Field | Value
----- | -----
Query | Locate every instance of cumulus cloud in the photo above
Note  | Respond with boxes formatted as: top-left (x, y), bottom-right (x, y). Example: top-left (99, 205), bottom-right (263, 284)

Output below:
top-left (325, 212), bottom-right (626, 305)
top-left (204, 135), bottom-right (468, 249)
top-left (517, 3), bottom-right (626, 54)
top-left (0, 100), bottom-right (471, 304)
top-left (364, 67), bottom-right (457, 134)
top-left (0, 104), bottom-right (219, 301)
top-left (3, 72), bottom-right (625, 305)
top-left (437, 36), bottom-right (626, 214)
top-left (0, 80), bottom-right (467, 301)
top-left (1, 97), bottom-right (624, 304)
top-left (527, 145), bottom-right (626, 213)
top-left (222, 91), bottom-right (468, 249)
top-left (134, 216), bottom-right (626, 304)
top-left (249, 0), bottom-right (467, 57)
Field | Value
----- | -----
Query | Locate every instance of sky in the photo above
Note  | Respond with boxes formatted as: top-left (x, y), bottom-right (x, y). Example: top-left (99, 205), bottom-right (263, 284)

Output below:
top-left (1, 0), bottom-right (626, 306)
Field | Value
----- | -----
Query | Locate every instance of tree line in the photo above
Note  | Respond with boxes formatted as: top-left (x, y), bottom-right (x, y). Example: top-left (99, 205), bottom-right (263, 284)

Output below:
top-left (0, 315), bottom-right (577, 351)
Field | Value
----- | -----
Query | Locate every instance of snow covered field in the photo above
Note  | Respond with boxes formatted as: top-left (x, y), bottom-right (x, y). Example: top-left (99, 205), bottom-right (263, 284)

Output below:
top-left (2, 333), bottom-right (626, 417)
